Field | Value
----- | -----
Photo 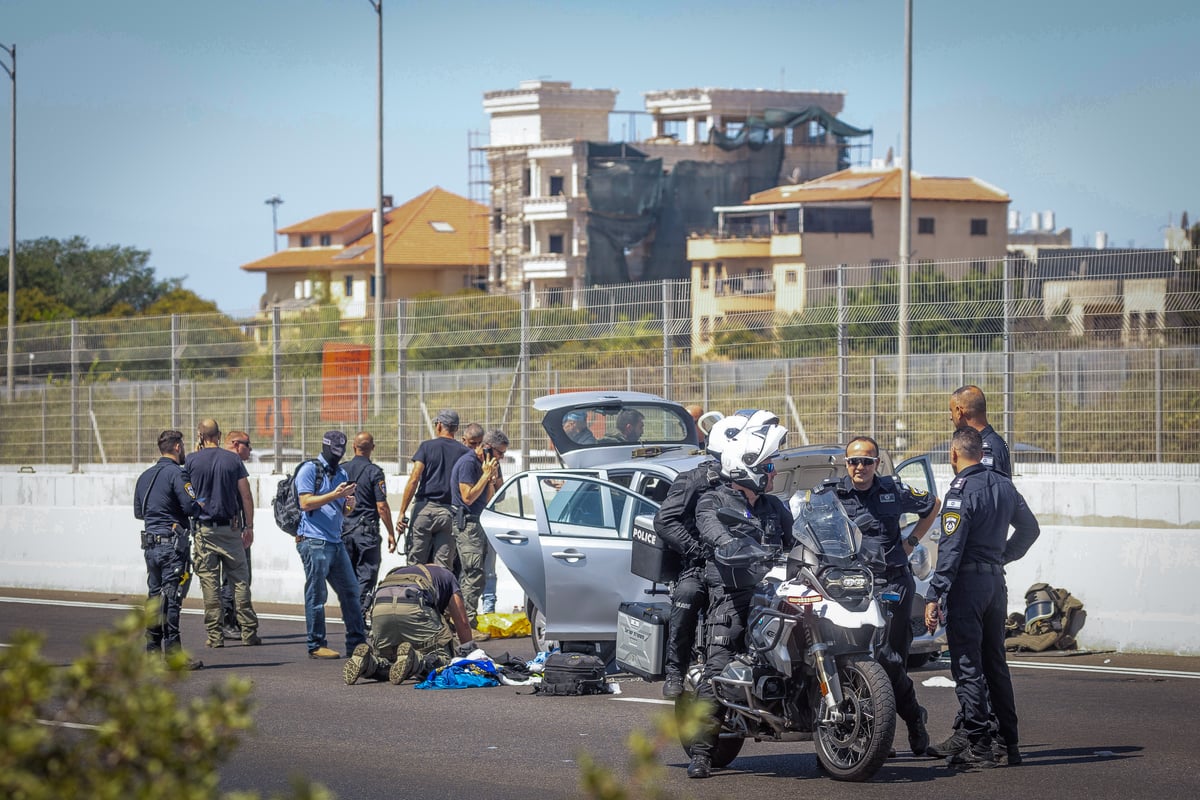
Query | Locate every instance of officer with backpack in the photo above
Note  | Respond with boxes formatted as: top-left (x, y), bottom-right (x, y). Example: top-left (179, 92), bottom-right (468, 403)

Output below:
top-left (923, 427), bottom-right (1040, 768)
top-left (294, 430), bottom-right (368, 660)
top-left (342, 563), bottom-right (477, 686)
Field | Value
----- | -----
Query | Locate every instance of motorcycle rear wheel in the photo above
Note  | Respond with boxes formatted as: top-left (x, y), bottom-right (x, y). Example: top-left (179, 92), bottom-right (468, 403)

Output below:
top-left (814, 656), bottom-right (896, 782)
top-left (675, 693), bottom-right (745, 769)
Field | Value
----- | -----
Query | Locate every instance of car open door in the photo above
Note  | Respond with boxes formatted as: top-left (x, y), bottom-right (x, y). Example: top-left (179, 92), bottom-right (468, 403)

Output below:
top-left (482, 472), bottom-right (659, 643)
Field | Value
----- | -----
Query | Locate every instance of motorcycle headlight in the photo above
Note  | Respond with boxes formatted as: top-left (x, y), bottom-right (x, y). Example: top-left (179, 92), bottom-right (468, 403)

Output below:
top-left (820, 568), bottom-right (871, 600)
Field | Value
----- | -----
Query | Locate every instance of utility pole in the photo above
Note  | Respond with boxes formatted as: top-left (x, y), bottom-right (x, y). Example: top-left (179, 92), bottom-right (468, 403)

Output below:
top-left (368, 0), bottom-right (384, 414)
top-left (264, 195), bottom-right (283, 252)
top-left (2, 43), bottom-right (15, 402)
top-left (896, 0), bottom-right (912, 452)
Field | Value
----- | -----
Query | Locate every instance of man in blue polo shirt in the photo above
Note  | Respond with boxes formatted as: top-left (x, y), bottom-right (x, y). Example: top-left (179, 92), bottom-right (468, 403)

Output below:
top-left (295, 430), bottom-right (367, 659)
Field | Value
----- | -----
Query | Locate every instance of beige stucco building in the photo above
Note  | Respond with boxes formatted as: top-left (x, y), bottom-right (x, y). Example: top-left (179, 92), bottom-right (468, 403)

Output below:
top-left (478, 80), bottom-right (869, 303)
top-left (686, 166), bottom-right (1010, 354)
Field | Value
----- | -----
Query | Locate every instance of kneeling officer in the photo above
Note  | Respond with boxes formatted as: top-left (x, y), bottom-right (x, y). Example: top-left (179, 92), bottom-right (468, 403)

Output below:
top-left (342, 563), bottom-right (477, 686)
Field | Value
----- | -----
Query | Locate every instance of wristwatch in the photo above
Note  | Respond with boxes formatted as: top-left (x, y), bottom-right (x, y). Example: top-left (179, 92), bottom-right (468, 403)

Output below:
top-left (906, 533), bottom-right (921, 547)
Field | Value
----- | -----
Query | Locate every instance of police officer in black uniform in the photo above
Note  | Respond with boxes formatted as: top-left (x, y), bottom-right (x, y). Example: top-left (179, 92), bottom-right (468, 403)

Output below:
top-left (134, 429), bottom-right (203, 667)
top-left (653, 411), bottom-right (774, 699)
top-left (835, 435), bottom-right (940, 755)
top-left (950, 385), bottom-right (1011, 477)
top-left (686, 419), bottom-right (793, 779)
top-left (923, 427), bottom-right (1040, 768)
top-left (342, 431), bottom-right (395, 624)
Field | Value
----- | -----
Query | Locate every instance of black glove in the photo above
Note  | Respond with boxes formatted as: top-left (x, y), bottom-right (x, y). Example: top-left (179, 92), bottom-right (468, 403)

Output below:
top-left (457, 641), bottom-right (478, 658)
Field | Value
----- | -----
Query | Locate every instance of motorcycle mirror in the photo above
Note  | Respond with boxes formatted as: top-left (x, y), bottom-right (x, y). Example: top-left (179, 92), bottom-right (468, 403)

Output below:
top-left (716, 507), bottom-right (748, 527)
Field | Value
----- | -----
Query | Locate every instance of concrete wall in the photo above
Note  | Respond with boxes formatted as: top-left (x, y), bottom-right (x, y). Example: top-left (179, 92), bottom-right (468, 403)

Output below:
top-left (2, 468), bottom-right (1198, 654)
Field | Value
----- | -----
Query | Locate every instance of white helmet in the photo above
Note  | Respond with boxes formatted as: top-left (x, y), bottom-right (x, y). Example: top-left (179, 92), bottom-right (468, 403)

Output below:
top-left (706, 409), bottom-right (781, 458)
top-left (720, 420), bottom-right (789, 492)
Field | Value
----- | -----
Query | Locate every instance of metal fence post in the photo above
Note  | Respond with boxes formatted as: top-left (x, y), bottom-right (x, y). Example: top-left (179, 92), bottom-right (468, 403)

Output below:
top-left (662, 279), bottom-right (672, 400)
top-left (519, 288), bottom-right (530, 471)
top-left (397, 297), bottom-right (408, 467)
top-left (170, 314), bottom-right (179, 428)
top-left (870, 356), bottom-right (877, 439)
top-left (244, 378), bottom-right (250, 433)
top-left (1002, 256), bottom-right (1013, 446)
top-left (272, 306), bottom-right (282, 475)
top-left (70, 319), bottom-right (78, 473)
top-left (1054, 350), bottom-right (1062, 459)
top-left (837, 263), bottom-right (847, 443)
top-left (136, 382), bottom-right (142, 463)
top-left (1155, 347), bottom-right (1163, 463)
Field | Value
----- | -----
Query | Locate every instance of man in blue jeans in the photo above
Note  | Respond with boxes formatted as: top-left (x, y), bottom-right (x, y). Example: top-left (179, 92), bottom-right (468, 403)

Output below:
top-left (295, 430), bottom-right (367, 659)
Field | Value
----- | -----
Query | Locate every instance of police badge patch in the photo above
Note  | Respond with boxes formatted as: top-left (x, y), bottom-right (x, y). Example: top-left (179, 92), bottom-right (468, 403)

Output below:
top-left (942, 512), bottom-right (961, 535)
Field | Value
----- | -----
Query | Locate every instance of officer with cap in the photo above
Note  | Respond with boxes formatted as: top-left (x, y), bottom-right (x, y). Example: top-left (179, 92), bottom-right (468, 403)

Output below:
top-left (295, 430), bottom-right (368, 659)
top-left (395, 409), bottom-right (470, 567)
top-left (924, 427), bottom-right (1040, 768)
top-left (686, 419), bottom-right (794, 779)
top-left (133, 429), bottom-right (203, 668)
top-left (834, 434), bottom-right (940, 756)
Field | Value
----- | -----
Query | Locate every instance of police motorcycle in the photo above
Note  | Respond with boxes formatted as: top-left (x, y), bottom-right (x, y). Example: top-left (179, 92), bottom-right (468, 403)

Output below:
top-left (677, 485), bottom-right (898, 782)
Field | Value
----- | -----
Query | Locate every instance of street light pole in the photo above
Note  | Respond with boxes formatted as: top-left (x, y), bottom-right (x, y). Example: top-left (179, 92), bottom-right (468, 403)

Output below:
top-left (265, 195), bottom-right (283, 253)
top-left (896, 0), bottom-right (912, 449)
top-left (2, 43), bottom-right (15, 402)
top-left (368, 0), bottom-right (384, 414)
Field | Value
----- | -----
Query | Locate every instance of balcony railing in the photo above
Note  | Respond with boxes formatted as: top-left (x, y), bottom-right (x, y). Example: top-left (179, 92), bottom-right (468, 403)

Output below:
top-left (714, 275), bottom-right (774, 297)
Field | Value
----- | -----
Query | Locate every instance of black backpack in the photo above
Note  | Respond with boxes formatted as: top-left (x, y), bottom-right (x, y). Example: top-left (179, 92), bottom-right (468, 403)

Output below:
top-left (537, 652), bottom-right (608, 696)
top-left (272, 460), bottom-right (321, 535)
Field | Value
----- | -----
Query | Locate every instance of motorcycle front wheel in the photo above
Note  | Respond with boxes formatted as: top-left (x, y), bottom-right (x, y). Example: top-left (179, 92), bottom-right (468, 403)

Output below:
top-left (814, 656), bottom-right (896, 782)
top-left (675, 692), bottom-right (745, 769)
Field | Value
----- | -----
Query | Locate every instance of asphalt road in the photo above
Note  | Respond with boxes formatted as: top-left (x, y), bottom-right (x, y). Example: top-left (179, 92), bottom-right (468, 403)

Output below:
top-left (3, 590), bottom-right (1199, 800)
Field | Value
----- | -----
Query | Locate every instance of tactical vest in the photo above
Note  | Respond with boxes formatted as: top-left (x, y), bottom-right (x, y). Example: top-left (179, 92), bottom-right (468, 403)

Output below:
top-left (375, 565), bottom-right (438, 608)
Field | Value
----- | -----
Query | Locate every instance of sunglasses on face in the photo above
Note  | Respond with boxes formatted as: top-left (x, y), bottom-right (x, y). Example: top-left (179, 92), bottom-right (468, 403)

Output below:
top-left (234, 440), bottom-right (251, 449)
top-left (846, 456), bottom-right (879, 467)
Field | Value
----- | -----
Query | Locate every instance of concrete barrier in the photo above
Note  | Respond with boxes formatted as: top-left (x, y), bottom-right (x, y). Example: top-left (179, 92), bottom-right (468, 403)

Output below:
top-left (2, 466), bottom-right (1198, 654)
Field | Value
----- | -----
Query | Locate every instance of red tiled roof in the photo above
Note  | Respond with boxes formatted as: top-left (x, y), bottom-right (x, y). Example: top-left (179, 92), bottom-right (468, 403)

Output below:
top-left (748, 167), bottom-right (1009, 205)
top-left (242, 187), bottom-right (488, 273)
top-left (277, 210), bottom-right (371, 235)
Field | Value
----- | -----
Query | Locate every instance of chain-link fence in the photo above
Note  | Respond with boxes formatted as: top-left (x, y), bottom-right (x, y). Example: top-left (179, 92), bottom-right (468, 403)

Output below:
top-left (2, 249), bottom-right (1197, 475)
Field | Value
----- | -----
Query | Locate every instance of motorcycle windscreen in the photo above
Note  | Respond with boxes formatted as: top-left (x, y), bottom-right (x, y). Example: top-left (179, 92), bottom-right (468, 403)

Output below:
top-left (788, 488), bottom-right (863, 569)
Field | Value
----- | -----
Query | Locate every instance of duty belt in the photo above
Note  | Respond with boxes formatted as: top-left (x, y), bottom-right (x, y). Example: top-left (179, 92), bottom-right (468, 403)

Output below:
top-left (202, 517), bottom-right (232, 526)
top-left (959, 562), bottom-right (1003, 574)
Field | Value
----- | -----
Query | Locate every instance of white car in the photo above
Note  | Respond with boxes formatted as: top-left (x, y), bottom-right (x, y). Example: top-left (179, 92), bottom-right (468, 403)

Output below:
top-left (480, 391), bottom-right (944, 665)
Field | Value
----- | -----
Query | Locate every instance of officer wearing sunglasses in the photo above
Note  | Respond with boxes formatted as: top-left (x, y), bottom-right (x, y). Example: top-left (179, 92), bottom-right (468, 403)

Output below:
top-left (833, 435), bottom-right (941, 758)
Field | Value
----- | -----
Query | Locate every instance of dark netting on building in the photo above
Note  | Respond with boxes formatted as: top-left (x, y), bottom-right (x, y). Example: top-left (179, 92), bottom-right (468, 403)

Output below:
top-left (585, 138), bottom-right (785, 285)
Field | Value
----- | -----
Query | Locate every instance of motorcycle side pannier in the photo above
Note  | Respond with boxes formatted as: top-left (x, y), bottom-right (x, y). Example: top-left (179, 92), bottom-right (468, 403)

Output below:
top-left (630, 514), bottom-right (680, 583)
top-left (616, 601), bottom-right (669, 680)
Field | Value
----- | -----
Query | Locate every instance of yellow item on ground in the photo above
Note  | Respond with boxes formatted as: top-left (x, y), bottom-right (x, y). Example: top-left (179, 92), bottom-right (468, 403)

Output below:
top-left (474, 612), bottom-right (531, 639)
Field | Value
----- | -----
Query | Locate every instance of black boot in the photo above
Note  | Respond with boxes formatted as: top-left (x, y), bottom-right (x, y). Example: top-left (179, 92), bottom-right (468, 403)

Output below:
top-left (687, 753), bottom-right (712, 779)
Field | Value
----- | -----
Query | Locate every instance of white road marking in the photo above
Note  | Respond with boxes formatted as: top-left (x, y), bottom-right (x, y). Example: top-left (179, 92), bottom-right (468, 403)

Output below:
top-left (0, 595), bottom-right (315, 624)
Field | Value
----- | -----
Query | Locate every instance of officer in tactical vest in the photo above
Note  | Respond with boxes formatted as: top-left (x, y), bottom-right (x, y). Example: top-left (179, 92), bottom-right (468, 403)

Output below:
top-left (686, 419), bottom-right (794, 779)
top-left (653, 410), bottom-right (774, 699)
top-left (134, 429), bottom-right (203, 668)
top-left (923, 427), bottom-right (1040, 768)
top-left (342, 563), bottom-right (477, 686)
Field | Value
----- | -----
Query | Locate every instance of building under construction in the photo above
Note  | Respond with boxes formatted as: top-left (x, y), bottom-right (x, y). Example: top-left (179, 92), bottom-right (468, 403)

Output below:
top-left (470, 80), bottom-right (872, 304)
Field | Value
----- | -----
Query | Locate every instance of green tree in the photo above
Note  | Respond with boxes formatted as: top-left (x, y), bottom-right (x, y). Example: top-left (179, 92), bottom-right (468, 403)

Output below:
top-left (3, 236), bottom-right (201, 320)
top-left (0, 605), bottom-right (328, 800)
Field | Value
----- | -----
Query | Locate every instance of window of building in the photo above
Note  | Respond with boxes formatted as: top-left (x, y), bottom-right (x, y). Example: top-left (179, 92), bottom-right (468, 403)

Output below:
top-left (299, 235), bottom-right (312, 248)
top-left (320, 234), bottom-right (332, 246)
top-left (493, 208), bottom-right (502, 233)
top-left (785, 270), bottom-right (798, 285)
top-left (700, 262), bottom-right (711, 289)
top-left (549, 175), bottom-right (565, 196)
top-left (522, 168), bottom-right (531, 197)
top-left (344, 276), bottom-right (353, 297)
top-left (430, 221), bottom-right (455, 233)
top-left (700, 315), bottom-right (711, 343)
top-left (970, 218), bottom-right (988, 236)
top-left (918, 217), bottom-right (935, 235)
top-left (804, 206), bottom-right (873, 234)
top-left (548, 234), bottom-right (565, 254)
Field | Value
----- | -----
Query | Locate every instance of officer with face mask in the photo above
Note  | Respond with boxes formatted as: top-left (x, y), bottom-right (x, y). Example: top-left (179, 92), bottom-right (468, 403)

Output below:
top-left (685, 420), bottom-right (794, 779)
top-left (294, 430), bottom-right (368, 659)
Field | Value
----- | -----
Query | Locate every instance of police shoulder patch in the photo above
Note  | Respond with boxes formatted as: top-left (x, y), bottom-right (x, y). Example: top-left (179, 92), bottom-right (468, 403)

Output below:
top-left (942, 512), bottom-right (961, 535)
top-left (945, 498), bottom-right (962, 509)
top-left (906, 484), bottom-right (929, 497)
top-left (184, 481), bottom-right (196, 499)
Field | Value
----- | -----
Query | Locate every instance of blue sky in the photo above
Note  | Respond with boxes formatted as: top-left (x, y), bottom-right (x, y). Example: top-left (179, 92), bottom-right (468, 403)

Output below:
top-left (4, 0), bottom-right (1197, 314)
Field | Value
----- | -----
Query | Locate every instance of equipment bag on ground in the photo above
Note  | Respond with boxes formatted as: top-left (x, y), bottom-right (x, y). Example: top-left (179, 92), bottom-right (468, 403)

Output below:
top-left (537, 652), bottom-right (608, 695)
